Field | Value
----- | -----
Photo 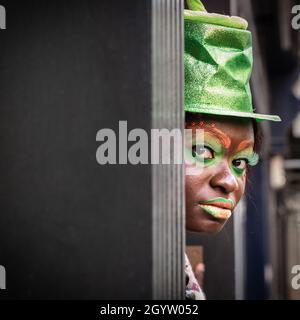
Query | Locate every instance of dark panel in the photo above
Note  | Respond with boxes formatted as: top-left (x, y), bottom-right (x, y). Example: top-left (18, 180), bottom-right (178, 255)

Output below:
top-left (187, 220), bottom-right (235, 300)
top-left (245, 161), bottom-right (269, 300)
top-left (152, 0), bottom-right (185, 300)
top-left (0, 0), bottom-right (152, 299)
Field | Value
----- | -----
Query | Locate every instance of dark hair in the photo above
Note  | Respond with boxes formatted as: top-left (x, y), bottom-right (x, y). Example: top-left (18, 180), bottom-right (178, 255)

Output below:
top-left (245, 119), bottom-right (263, 179)
top-left (252, 119), bottom-right (263, 155)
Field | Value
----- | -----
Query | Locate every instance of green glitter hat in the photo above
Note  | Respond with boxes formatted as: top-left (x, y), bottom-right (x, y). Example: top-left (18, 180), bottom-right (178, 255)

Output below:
top-left (184, 0), bottom-right (281, 122)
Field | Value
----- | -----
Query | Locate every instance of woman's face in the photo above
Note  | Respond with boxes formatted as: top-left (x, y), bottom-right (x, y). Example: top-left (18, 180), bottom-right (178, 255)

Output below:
top-left (185, 114), bottom-right (258, 234)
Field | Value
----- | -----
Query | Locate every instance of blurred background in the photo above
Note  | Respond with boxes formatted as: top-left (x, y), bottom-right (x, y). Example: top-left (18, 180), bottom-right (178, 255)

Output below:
top-left (186, 0), bottom-right (300, 300)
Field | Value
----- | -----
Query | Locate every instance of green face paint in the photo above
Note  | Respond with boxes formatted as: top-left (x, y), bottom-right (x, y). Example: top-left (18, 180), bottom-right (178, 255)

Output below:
top-left (193, 132), bottom-right (224, 166)
top-left (230, 146), bottom-right (259, 177)
top-left (199, 204), bottom-right (232, 219)
top-left (189, 129), bottom-right (259, 177)
top-left (198, 197), bottom-right (234, 218)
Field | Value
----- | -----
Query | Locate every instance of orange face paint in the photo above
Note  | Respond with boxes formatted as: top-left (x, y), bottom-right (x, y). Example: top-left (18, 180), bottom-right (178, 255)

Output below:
top-left (190, 124), bottom-right (259, 177)
top-left (236, 139), bottom-right (254, 153)
top-left (203, 126), bottom-right (231, 149)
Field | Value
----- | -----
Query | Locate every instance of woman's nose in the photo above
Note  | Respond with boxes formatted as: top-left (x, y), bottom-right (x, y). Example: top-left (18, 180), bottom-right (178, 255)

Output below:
top-left (209, 161), bottom-right (239, 194)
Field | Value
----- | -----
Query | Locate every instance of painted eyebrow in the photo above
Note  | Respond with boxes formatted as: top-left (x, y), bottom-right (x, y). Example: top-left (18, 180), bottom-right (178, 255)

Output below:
top-left (236, 139), bottom-right (254, 152)
top-left (204, 127), bottom-right (231, 149)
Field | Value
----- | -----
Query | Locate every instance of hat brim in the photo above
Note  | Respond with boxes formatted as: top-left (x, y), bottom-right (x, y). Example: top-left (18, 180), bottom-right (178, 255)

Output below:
top-left (185, 106), bottom-right (281, 122)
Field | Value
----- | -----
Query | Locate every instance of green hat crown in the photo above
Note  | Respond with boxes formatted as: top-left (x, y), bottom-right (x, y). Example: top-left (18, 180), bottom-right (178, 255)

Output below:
top-left (184, 0), bottom-right (281, 122)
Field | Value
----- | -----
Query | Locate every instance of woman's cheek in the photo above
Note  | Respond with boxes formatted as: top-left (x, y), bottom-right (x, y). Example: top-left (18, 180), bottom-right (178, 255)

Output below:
top-left (236, 176), bottom-right (247, 201)
top-left (185, 169), bottom-right (209, 200)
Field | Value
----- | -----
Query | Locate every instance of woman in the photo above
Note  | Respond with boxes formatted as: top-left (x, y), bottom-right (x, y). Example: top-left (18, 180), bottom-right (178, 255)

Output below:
top-left (184, 1), bottom-right (281, 299)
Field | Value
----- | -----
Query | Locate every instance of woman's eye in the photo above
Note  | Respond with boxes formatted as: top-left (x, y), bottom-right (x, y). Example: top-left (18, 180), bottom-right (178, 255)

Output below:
top-left (192, 145), bottom-right (214, 159)
top-left (232, 158), bottom-right (248, 170)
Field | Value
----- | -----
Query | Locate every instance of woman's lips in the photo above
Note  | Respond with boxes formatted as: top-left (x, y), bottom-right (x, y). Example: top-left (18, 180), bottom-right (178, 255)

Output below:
top-left (198, 197), bottom-right (234, 220)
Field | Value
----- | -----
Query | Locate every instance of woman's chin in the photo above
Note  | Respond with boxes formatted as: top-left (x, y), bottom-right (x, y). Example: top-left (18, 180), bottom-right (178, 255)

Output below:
top-left (186, 205), bottom-right (232, 233)
top-left (186, 217), bottom-right (228, 234)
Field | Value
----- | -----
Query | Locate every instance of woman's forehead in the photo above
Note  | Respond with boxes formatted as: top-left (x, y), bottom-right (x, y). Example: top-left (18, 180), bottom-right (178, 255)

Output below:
top-left (205, 125), bottom-right (254, 149)
top-left (186, 114), bottom-right (255, 148)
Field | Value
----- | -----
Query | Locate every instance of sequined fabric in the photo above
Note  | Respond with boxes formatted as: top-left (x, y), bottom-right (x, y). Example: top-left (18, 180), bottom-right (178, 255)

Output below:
top-left (185, 18), bottom-right (253, 114)
top-left (185, 253), bottom-right (206, 300)
top-left (184, 12), bottom-right (281, 122)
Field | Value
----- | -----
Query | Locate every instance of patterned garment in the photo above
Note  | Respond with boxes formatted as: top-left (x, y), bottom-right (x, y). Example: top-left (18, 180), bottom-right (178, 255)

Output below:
top-left (185, 253), bottom-right (206, 300)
